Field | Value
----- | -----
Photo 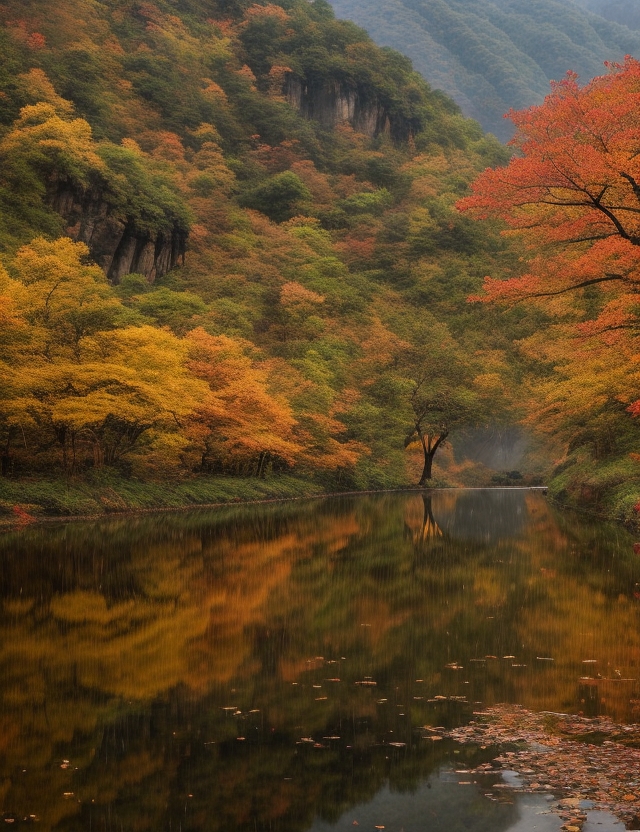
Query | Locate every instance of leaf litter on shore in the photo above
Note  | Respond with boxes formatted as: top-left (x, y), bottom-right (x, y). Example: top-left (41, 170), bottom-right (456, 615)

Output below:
top-left (439, 705), bottom-right (640, 830)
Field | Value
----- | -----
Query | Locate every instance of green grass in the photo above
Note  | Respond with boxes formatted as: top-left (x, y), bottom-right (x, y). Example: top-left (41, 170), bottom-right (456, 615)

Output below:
top-left (0, 471), bottom-right (325, 521)
top-left (548, 451), bottom-right (640, 526)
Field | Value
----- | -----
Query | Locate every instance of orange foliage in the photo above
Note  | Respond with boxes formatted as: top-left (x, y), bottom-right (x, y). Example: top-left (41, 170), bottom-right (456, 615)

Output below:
top-left (459, 58), bottom-right (640, 448)
top-left (279, 281), bottom-right (324, 308)
top-left (248, 139), bottom-right (302, 173)
top-left (335, 235), bottom-right (376, 266)
top-left (186, 328), bottom-right (302, 472)
top-left (242, 4), bottom-right (290, 23)
top-left (459, 58), bottom-right (640, 318)
top-left (26, 31), bottom-right (45, 49)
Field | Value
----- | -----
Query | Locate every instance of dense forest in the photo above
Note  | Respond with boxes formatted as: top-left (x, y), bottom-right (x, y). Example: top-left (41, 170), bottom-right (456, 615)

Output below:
top-left (0, 0), bottom-right (638, 522)
top-left (327, 0), bottom-right (640, 139)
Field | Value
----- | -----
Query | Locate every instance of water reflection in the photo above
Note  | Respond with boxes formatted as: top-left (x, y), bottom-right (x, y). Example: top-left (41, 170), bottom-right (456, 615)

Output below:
top-left (428, 489), bottom-right (529, 543)
top-left (0, 490), bottom-right (638, 830)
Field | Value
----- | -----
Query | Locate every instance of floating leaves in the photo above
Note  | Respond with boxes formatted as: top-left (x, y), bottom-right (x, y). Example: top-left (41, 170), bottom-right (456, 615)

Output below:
top-left (444, 704), bottom-right (640, 828)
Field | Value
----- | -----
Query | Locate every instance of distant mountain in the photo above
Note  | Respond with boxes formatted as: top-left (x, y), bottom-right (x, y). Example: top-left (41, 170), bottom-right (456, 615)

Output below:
top-left (572, 0), bottom-right (640, 30)
top-left (326, 0), bottom-right (640, 139)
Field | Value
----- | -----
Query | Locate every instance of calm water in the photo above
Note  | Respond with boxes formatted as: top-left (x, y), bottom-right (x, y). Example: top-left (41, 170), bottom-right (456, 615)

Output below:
top-left (0, 489), bottom-right (639, 831)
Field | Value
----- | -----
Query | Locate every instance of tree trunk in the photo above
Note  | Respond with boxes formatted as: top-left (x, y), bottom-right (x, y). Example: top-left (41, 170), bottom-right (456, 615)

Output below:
top-left (418, 447), bottom-right (435, 485)
top-left (417, 430), bottom-right (448, 486)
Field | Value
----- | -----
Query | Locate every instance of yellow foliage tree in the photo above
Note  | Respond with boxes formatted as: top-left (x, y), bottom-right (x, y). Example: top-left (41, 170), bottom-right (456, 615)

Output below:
top-left (1, 238), bottom-right (209, 474)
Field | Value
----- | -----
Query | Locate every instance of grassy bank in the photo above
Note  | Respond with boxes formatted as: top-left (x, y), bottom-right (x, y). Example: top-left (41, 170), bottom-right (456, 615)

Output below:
top-left (0, 471), bottom-right (326, 523)
top-left (546, 452), bottom-right (640, 527)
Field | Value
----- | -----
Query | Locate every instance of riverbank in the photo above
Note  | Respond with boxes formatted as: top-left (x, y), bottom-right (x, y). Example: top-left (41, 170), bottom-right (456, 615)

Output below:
top-left (1, 472), bottom-right (467, 528)
top-left (442, 705), bottom-right (640, 831)
top-left (4, 468), bottom-right (634, 539)
top-left (0, 472), bottom-right (327, 527)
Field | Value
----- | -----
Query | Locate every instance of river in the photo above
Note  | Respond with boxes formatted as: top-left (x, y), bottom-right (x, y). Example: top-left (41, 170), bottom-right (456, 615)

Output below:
top-left (0, 489), bottom-right (638, 830)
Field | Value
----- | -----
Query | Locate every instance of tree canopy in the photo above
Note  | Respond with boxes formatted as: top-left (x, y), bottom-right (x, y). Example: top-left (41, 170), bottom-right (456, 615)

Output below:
top-left (459, 57), bottom-right (640, 515)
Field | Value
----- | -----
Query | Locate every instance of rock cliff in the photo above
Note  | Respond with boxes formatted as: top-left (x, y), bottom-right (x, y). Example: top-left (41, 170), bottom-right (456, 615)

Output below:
top-left (48, 179), bottom-right (187, 284)
top-left (284, 75), bottom-right (413, 142)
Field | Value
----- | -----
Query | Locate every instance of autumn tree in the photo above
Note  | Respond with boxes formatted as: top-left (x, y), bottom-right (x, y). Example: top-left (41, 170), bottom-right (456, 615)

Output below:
top-left (355, 311), bottom-right (491, 486)
top-left (458, 58), bottom-right (640, 508)
top-left (1, 238), bottom-right (209, 474)
top-left (185, 328), bottom-right (302, 475)
top-left (401, 323), bottom-right (479, 485)
top-left (458, 57), bottom-right (640, 340)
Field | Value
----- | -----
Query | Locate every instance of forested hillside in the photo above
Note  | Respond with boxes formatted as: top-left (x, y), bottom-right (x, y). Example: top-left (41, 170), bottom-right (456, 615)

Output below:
top-left (326, 0), bottom-right (640, 140)
top-left (0, 0), bottom-right (540, 508)
top-left (573, 0), bottom-right (640, 31)
top-left (1, 0), bottom-right (638, 522)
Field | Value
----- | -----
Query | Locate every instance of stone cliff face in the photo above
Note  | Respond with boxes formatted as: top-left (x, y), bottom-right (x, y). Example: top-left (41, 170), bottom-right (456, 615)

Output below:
top-left (284, 75), bottom-right (413, 142)
top-left (45, 79), bottom-right (407, 281)
top-left (48, 179), bottom-right (187, 284)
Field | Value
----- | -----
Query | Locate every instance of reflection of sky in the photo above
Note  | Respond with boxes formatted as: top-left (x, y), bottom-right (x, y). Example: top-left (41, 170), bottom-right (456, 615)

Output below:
top-left (431, 489), bottom-right (529, 544)
top-left (308, 768), bottom-right (562, 832)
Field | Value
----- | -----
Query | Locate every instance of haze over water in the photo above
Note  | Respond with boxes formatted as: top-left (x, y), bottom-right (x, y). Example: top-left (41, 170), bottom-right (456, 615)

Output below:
top-left (1, 490), bottom-right (638, 830)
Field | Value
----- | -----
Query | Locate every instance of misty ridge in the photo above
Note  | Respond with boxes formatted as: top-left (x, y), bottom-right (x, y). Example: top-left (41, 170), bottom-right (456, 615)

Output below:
top-left (327, 0), bottom-right (640, 139)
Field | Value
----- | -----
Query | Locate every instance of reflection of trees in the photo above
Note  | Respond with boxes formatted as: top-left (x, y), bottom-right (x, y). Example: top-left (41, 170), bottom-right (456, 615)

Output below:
top-left (0, 494), bottom-right (638, 829)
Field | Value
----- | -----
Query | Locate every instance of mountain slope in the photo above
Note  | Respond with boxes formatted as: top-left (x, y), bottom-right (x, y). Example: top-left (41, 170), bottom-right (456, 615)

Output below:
top-left (326, 0), bottom-right (640, 139)
top-left (0, 0), bottom-right (537, 493)
top-left (573, 0), bottom-right (640, 31)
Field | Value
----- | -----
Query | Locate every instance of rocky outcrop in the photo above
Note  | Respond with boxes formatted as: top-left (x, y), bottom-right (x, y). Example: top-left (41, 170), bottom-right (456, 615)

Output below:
top-left (48, 180), bottom-right (187, 284)
top-left (284, 75), bottom-right (412, 142)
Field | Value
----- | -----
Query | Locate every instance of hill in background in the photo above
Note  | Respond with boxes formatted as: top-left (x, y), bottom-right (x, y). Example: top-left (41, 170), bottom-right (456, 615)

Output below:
top-left (326, 0), bottom-right (640, 140)
top-left (573, 0), bottom-right (640, 30)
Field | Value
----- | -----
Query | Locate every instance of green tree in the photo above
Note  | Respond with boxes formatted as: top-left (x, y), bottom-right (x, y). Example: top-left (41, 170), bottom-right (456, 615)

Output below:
top-left (240, 171), bottom-right (312, 223)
